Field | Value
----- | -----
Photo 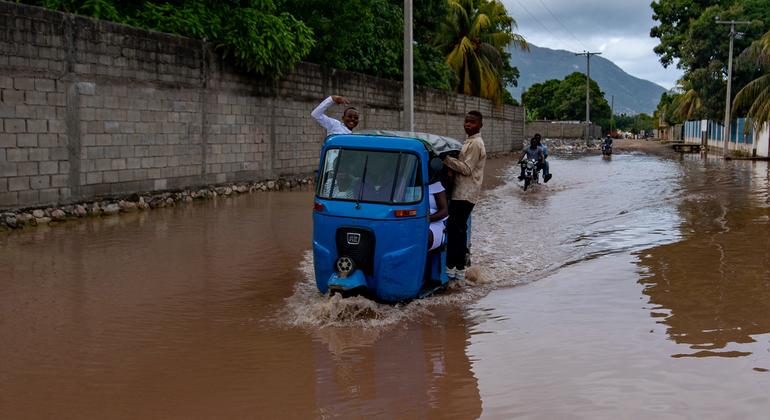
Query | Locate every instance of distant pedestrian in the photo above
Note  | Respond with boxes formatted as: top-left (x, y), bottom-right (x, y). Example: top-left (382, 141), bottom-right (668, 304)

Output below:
top-left (442, 110), bottom-right (487, 281)
top-left (311, 95), bottom-right (359, 136)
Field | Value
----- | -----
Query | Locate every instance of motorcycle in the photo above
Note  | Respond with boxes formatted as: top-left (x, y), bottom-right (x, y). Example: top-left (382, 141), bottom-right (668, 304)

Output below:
top-left (519, 158), bottom-right (540, 191)
top-left (601, 142), bottom-right (612, 156)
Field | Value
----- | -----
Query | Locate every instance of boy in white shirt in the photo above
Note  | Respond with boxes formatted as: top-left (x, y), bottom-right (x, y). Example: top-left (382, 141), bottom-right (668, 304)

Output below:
top-left (311, 95), bottom-right (359, 135)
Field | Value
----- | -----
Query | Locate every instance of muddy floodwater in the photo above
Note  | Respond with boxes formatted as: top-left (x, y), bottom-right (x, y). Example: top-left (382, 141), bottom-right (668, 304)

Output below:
top-left (2, 152), bottom-right (770, 419)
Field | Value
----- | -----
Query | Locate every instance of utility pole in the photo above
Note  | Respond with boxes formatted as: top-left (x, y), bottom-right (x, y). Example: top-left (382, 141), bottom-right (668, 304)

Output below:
top-left (403, 0), bottom-right (414, 131)
top-left (575, 51), bottom-right (601, 146)
top-left (716, 19), bottom-right (749, 155)
top-left (610, 94), bottom-right (614, 133)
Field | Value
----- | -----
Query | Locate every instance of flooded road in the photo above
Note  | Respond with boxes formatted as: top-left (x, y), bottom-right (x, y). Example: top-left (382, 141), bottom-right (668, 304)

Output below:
top-left (2, 152), bottom-right (770, 418)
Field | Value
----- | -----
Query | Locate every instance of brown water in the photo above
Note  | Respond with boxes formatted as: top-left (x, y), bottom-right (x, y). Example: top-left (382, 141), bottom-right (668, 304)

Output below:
top-left (1, 153), bottom-right (769, 419)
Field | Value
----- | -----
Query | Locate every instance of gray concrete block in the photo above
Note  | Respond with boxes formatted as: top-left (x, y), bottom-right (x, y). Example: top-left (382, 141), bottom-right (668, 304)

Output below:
top-left (126, 157), bottom-right (141, 169)
top-left (86, 172), bottom-right (103, 184)
top-left (118, 170), bottom-right (134, 182)
top-left (77, 82), bottom-right (96, 95)
top-left (17, 133), bottom-right (38, 148)
top-left (38, 188), bottom-right (59, 204)
top-left (46, 92), bottom-right (67, 106)
top-left (4, 119), bottom-right (26, 133)
top-left (17, 190), bottom-right (40, 206)
top-left (111, 158), bottom-right (127, 170)
top-left (9, 176), bottom-right (30, 191)
top-left (0, 132), bottom-right (16, 148)
top-left (15, 102), bottom-right (38, 119)
top-left (18, 161), bottom-right (38, 176)
top-left (102, 171), bottom-right (119, 183)
top-left (0, 162), bottom-right (18, 177)
top-left (95, 159), bottom-right (111, 171)
top-left (49, 147), bottom-right (68, 161)
top-left (104, 121), bottom-right (120, 133)
top-left (37, 134), bottom-right (59, 147)
top-left (25, 91), bottom-right (47, 105)
top-left (0, 104), bottom-right (15, 119)
top-left (14, 78), bottom-right (34, 91)
top-left (30, 175), bottom-right (50, 190)
top-left (80, 108), bottom-right (95, 121)
top-left (3, 90), bottom-right (25, 104)
top-left (6, 149), bottom-right (28, 162)
top-left (0, 192), bottom-right (19, 207)
top-left (84, 121), bottom-right (104, 134)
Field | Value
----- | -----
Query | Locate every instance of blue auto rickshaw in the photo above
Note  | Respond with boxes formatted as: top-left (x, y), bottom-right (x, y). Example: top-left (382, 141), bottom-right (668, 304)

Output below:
top-left (312, 131), bottom-right (465, 302)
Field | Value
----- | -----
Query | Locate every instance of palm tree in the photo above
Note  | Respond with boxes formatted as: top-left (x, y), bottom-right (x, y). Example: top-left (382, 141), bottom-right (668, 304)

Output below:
top-left (733, 29), bottom-right (770, 132)
top-left (672, 87), bottom-right (703, 121)
top-left (435, 0), bottom-right (527, 103)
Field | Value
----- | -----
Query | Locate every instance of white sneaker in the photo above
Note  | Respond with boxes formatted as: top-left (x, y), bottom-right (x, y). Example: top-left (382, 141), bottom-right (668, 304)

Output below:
top-left (455, 269), bottom-right (465, 281)
top-left (446, 267), bottom-right (457, 279)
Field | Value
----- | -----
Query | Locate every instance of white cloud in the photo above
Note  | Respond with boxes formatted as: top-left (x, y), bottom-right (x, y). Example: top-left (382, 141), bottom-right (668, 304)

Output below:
top-left (502, 0), bottom-right (684, 89)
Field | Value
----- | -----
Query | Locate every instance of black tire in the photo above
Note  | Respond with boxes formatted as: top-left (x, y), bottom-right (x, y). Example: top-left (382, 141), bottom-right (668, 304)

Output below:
top-left (524, 178), bottom-right (530, 191)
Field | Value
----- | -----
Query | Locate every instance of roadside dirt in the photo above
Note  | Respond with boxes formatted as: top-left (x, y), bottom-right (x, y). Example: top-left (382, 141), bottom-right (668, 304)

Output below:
top-left (604, 138), bottom-right (679, 158)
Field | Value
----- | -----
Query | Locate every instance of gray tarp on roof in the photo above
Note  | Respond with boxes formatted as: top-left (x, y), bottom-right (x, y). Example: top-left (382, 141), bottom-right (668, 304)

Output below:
top-left (356, 130), bottom-right (463, 155)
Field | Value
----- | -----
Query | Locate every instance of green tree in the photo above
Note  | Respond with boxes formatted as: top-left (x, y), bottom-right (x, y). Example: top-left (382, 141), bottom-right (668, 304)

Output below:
top-left (650, 0), bottom-right (719, 68)
top-left (435, 0), bottom-right (527, 103)
top-left (521, 72), bottom-right (611, 129)
top-left (734, 28), bottom-right (770, 130)
top-left (283, 0), bottom-right (403, 80)
top-left (653, 91), bottom-right (683, 127)
top-left (521, 79), bottom-right (561, 120)
top-left (412, 0), bottom-right (456, 90)
top-left (283, 0), bottom-right (456, 90)
top-left (614, 113), bottom-right (655, 134)
top-left (650, 0), bottom-right (770, 120)
top-left (25, 0), bottom-right (315, 78)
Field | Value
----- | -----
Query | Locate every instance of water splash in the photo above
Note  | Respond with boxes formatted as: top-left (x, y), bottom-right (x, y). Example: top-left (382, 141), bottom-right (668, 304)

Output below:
top-left (282, 154), bottom-right (686, 328)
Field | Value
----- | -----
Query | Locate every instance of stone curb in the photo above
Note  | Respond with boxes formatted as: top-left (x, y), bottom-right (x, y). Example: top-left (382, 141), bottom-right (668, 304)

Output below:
top-left (1, 176), bottom-right (315, 232)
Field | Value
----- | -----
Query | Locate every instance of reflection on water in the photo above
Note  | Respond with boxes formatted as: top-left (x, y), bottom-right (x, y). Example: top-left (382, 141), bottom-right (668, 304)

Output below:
top-left (312, 309), bottom-right (481, 419)
top-left (637, 158), bottom-right (770, 358)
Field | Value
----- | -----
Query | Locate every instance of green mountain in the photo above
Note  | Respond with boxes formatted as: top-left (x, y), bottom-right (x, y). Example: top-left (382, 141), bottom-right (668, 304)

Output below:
top-left (508, 44), bottom-right (666, 115)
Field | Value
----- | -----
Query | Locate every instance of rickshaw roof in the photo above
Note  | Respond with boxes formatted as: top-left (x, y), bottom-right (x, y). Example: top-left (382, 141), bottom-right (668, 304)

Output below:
top-left (325, 130), bottom-right (464, 155)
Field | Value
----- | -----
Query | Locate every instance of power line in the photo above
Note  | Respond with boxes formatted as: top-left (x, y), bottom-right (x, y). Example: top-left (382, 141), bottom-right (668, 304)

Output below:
top-left (536, 0), bottom-right (589, 52)
top-left (510, 0), bottom-right (582, 53)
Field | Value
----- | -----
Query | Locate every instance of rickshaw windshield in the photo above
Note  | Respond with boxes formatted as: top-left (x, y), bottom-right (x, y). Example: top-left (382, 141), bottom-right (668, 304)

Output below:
top-left (317, 148), bottom-right (423, 203)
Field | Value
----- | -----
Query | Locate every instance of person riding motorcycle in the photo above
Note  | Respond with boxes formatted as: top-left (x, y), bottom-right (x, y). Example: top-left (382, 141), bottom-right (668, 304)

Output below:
top-left (518, 137), bottom-right (544, 181)
top-left (602, 135), bottom-right (613, 148)
top-left (534, 134), bottom-right (552, 183)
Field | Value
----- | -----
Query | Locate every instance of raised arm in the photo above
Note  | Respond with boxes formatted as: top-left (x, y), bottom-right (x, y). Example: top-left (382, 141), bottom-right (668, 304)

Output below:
top-left (311, 96), bottom-right (338, 132)
top-left (311, 96), bottom-right (351, 135)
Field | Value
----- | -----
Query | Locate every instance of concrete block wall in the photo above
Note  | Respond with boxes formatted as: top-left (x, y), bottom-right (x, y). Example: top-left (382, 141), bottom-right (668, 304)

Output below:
top-left (526, 120), bottom-right (601, 141)
top-left (0, 1), bottom-right (525, 210)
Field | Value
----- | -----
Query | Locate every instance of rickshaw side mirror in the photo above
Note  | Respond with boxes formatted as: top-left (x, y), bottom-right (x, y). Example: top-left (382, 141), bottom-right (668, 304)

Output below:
top-left (429, 157), bottom-right (443, 173)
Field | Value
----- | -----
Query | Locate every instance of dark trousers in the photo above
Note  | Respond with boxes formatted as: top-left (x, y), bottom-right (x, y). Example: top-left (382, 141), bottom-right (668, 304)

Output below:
top-left (446, 199), bottom-right (475, 270)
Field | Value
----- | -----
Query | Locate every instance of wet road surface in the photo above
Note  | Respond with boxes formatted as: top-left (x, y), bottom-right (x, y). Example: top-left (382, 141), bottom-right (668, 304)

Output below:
top-left (1, 152), bottom-right (769, 418)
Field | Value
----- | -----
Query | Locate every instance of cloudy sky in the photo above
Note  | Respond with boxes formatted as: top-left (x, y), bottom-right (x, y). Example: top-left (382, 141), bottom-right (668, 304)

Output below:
top-left (501, 0), bottom-right (683, 89)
